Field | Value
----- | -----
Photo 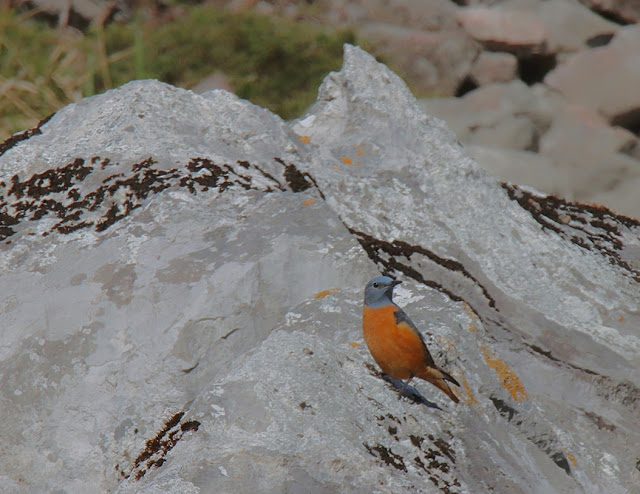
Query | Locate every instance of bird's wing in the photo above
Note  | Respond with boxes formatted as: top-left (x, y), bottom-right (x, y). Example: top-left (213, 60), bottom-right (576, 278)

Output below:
top-left (393, 306), bottom-right (437, 368)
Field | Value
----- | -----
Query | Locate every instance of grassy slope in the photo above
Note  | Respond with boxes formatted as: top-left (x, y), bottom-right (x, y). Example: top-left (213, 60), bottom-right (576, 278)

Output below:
top-left (0, 6), bottom-right (355, 140)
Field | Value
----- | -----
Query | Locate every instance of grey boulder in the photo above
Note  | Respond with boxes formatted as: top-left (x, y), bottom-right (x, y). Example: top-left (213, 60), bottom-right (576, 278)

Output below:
top-left (1, 45), bottom-right (639, 493)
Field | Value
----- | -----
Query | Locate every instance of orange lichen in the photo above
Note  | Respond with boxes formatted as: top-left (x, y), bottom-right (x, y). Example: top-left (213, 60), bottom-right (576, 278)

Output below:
top-left (481, 345), bottom-right (528, 401)
top-left (619, 315), bottom-right (625, 322)
top-left (355, 145), bottom-right (364, 157)
top-left (303, 199), bottom-right (315, 206)
top-left (349, 341), bottom-right (362, 348)
top-left (314, 288), bottom-right (338, 299)
top-left (565, 451), bottom-right (577, 467)
top-left (299, 135), bottom-right (310, 144)
top-left (459, 374), bottom-right (478, 406)
top-left (462, 301), bottom-right (479, 331)
top-left (341, 156), bottom-right (353, 165)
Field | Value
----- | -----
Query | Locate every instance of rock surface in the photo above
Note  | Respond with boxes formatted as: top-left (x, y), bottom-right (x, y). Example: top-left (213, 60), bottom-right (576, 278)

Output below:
top-left (532, 0), bottom-right (618, 55)
top-left (419, 80), bottom-right (640, 213)
top-left (456, 7), bottom-right (548, 55)
top-left (216, 0), bottom-right (640, 218)
top-left (358, 22), bottom-right (478, 96)
top-left (2, 46), bottom-right (640, 493)
top-left (579, 0), bottom-right (640, 23)
top-left (15, 0), bottom-right (640, 219)
top-left (419, 80), bottom-right (547, 151)
top-left (544, 25), bottom-right (640, 127)
top-left (468, 51), bottom-right (519, 86)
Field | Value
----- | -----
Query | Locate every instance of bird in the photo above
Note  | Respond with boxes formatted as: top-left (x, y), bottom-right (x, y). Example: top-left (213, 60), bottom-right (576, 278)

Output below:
top-left (362, 275), bottom-right (460, 403)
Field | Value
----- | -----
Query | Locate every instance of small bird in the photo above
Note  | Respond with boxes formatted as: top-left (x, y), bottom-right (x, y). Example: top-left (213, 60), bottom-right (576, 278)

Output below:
top-left (362, 276), bottom-right (460, 403)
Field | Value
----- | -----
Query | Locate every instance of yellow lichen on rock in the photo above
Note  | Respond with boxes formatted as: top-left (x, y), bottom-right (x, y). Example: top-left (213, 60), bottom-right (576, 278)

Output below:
top-left (481, 345), bottom-right (529, 401)
top-left (314, 288), bottom-right (338, 299)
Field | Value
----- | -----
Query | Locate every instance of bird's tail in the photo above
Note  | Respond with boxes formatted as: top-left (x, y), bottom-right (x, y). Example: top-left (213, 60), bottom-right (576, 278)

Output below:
top-left (418, 367), bottom-right (460, 403)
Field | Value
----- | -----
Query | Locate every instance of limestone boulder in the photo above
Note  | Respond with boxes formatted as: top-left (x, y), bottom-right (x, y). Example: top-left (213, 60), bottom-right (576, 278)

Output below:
top-left (1, 45), bottom-right (639, 493)
top-left (0, 79), bottom-right (378, 492)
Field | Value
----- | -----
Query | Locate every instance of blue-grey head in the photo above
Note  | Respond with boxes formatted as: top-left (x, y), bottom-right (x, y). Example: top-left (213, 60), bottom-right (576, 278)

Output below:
top-left (364, 276), bottom-right (402, 308)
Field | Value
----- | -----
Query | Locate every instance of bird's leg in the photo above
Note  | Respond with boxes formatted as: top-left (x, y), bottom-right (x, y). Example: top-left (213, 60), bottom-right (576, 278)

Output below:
top-left (398, 377), bottom-right (413, 399)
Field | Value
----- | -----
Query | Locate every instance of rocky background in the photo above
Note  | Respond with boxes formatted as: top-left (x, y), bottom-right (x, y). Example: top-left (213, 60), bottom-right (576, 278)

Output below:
top-left (17, 0), bottom-right (640, 218)
top-left (240, 0), bottom-right (640, 217)
top-left (1, 44), bottom-right (640, 493)
top-left (10, 0), bottom-right (640, 217)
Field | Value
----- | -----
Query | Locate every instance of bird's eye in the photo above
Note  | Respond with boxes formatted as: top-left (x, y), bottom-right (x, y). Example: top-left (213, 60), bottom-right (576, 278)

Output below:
top-left (373, 282), bottom-right (379, 288)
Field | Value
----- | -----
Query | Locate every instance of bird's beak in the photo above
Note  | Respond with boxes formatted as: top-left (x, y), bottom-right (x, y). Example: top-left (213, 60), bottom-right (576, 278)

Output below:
top-left (391, 280), bottom-right (402, 287)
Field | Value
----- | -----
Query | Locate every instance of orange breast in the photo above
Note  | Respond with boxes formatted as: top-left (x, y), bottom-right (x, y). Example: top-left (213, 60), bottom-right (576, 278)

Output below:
top-left (362, 305), bottom-right (428, 380)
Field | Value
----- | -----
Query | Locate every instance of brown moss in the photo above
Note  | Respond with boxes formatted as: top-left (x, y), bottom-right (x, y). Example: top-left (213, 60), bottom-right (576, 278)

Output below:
top-left (1, 155), bottom-right (320, 242)
top-left (128, 411), bottom-right (199, 481)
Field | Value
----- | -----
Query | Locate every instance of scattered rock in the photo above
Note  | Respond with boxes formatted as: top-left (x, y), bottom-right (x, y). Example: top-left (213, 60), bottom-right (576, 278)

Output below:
top-left (456, 6), bottom-right (549, 55)
top-left (592, 175), bottom-right (640, 218)
top-left (579, 0), bottom-right (640, 23)
top-left (296, 0), bottom-right (461, 30)
top-left (359, 22), bottom-right (479, 96)
top-left (420, 79), bottom-right (640, 210)
top-left (215, 0), bottom-right (638, 220)
top-left (544, 25), bottom-right (640, 129)
top-left (469, 51), bottom-right (519, 86)
top-left (419, 80), bottom-right (548, 150)
top-left (464, 145), bottom-right (577, 198)
top-left (344, 0), bottom-right (462, 31)
top-left (539, 101), bottom-right (640, 187)
top-left (16, 0), bottom-right (129, 28)
top-left (534, 0), bottom-right (619, 55)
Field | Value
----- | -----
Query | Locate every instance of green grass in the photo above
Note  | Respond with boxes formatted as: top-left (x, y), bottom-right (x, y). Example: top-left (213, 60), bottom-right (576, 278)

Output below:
top-left (0, 6), bottom-right (356, 141)
top-left (0, 10), bottom-right (88, 138)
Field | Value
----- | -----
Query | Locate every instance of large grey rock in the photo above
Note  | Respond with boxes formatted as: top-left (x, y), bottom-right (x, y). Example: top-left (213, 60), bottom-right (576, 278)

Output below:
top-left (0, 80), bottom-right (379, 492)
top-left (2, 45), bottom-right (640, 493)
